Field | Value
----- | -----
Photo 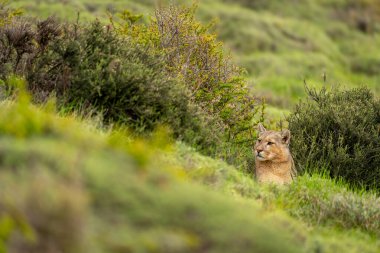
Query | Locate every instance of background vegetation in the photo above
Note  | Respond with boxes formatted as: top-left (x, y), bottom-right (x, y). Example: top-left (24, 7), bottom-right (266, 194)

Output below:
top-left (9, 0), bottom-right (380, 108)
top-left (289, 86), bottom-right (380, 190)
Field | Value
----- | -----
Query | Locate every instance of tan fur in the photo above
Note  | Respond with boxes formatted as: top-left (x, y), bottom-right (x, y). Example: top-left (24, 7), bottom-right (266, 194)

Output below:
top-left (254, 124), bottom-right (296, 185)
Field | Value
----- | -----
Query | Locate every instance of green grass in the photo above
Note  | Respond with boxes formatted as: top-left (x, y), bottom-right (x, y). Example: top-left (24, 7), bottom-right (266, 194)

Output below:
top-left (171, 143), bottom-right (380, 235)
top-left (10, 0), bottom-right (152, 21)
top-left (0, 92), bottom-right (305, 253)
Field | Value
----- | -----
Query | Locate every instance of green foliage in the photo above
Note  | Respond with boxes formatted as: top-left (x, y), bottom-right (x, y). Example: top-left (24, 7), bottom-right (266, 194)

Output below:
top-left (114, 4), bottom-right (263, 170)
top-left (153, 5), bottom-right (260, 140)
top-left (0, 16), bottom-right (223, 154)
top-left (288, 86), bottom-right (380, 190)
top-left (46, 20), bottom-right (190, 132)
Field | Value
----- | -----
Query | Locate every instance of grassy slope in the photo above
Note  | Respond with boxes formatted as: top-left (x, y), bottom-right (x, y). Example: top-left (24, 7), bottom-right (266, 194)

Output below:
top-left (0, 91), bottom-right (379, 252)
top-left (0, 94), bottom-right (303, 253)
top-left (3, 1), bottom-right (380, 252)
top-left (11, 0), bottom-right (380, 112)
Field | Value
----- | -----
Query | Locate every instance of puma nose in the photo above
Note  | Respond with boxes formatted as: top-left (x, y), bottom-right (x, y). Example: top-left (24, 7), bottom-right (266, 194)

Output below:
top-left (256, 149), bottom-right (264, 157)
top-left (256, 149), bottom-right (264, 158)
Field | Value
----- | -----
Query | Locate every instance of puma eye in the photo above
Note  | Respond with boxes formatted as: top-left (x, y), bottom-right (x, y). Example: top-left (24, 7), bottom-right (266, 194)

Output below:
top-left (267, 142), bottom-right (274, 145)
top-left (257, 139), bottom-right (262, 142)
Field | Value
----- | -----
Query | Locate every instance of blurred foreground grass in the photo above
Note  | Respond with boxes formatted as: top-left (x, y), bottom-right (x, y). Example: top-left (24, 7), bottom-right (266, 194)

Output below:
top-left (0, 81), bottom-right (379, 253)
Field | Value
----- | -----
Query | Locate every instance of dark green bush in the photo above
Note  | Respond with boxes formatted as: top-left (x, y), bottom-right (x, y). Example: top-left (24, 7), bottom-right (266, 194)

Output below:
top-left (41, 21), bottom-right (189, 130)
top-left (288, 86), bottom-right (380, 190)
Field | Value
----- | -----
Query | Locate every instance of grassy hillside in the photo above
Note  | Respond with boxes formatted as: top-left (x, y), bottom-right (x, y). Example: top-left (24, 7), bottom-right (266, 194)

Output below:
top-left (0, 89), bottom-right (298, 253)
top-left (10, 0), bottom-right (380, 111)
top-left (0, 86), bottom-right (379, 252)
top-left (2, 2), bottom-right (380, 252)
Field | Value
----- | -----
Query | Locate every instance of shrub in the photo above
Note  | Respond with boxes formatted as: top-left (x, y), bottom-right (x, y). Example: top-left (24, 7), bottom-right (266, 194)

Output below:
top-left (288, 86), bottom-right (380, 190)
top-left (0, 17), bottom-right (216, 145)
top-left (154, 5), bottom-right (261, 147)
top-left (113, 5), bottom-right (263, 170)
top-left (43, 21), bottom-right (187, 129)
top-left (0, 17), bottom-right (61, 83)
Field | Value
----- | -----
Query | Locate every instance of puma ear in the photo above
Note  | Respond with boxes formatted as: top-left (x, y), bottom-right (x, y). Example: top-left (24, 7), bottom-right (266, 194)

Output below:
top-left (281, 129), bottom-right (291, 145)
top-left (257, 123), bottom-right (266, 133)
